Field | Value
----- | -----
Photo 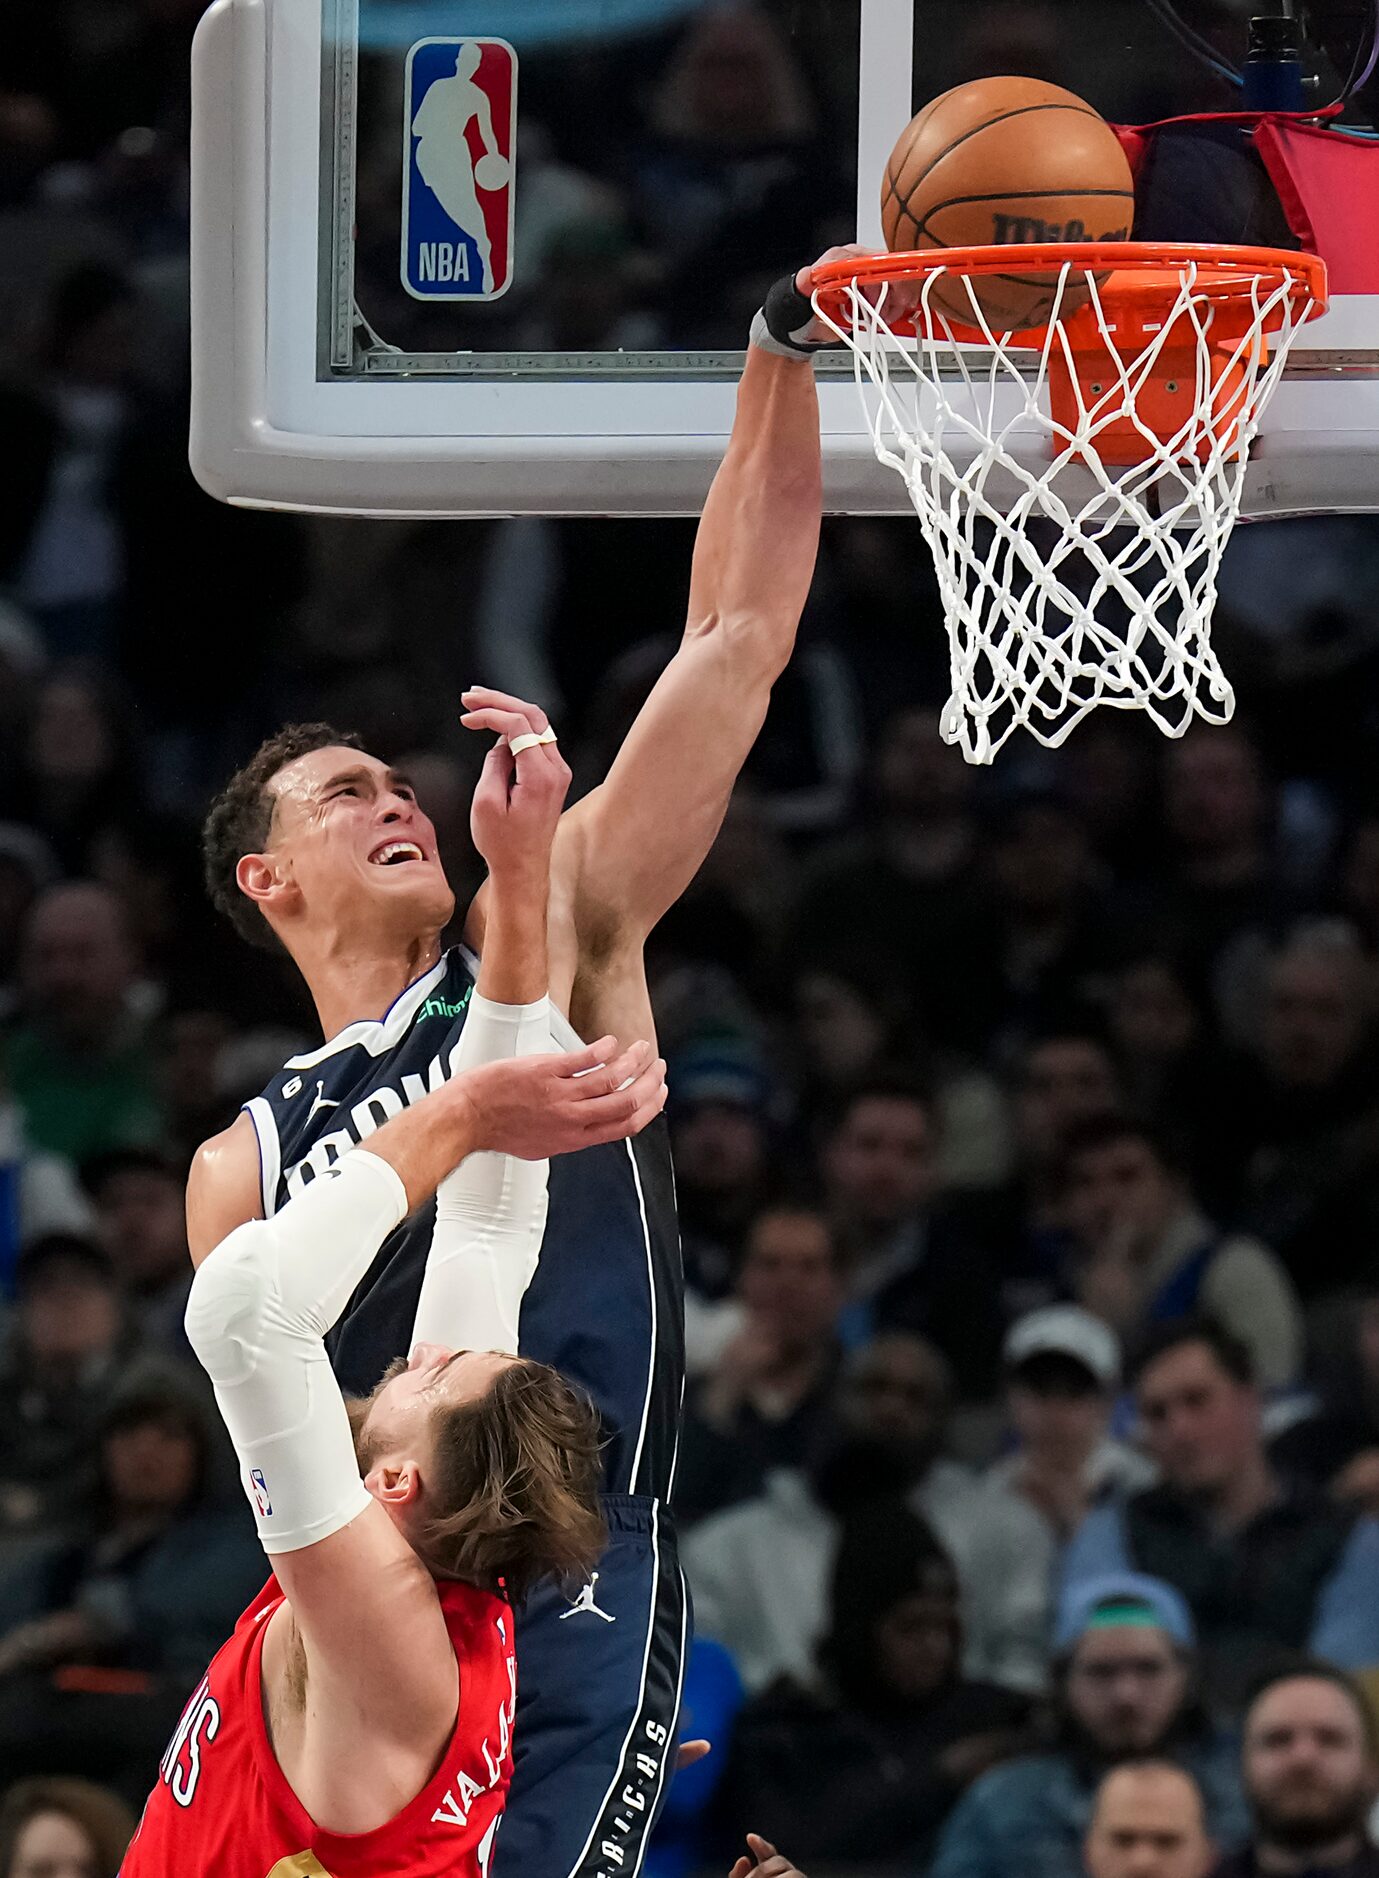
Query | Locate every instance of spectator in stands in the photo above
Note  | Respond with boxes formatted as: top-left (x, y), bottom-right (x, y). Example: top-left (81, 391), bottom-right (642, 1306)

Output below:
top-left (790, 953), bottom-right (906, 1114)
top-left (155, 1008), bottom-right (237, 1165)
top-left (792, 705), bottom-right (989, 1053)
top-left (685, 1331), bottom-right (1055, 1695)
top-left (1217, 1667), bottom-right (1379, 1878)
top-left (820, 1080), bottom-right (1005, 1400)
top-left (1058, 721), bottom-right (1163, 880)
top-left (0, 822), bottom-right (58, 1004)
top-left (1273, 1268), bottom-right (1379, 1513)
top-left (12, 668), bottom-right (142, 876)
top-left (1012, 1024), bottom-right (1127, 1199)
top-left (1156, 725), bottom-right (1281, 994)
top-left (0, 1376), bottom-right (262, 1796)
top-left (637, 3), bottom-right (837, 347)
top-left (0, 1775), bottom-right (135, 1878)
top-left (13, 267), bottom-right (150, 667)
top-left (975, 1021), bottom-right (1127, 1321)
top-left (726, 1503), bottom-right (1032, 1868)
top-left (1, 884), bottom-right (162, 1162)
top-left (982, 789), bottom-right (1114, 1037)
top-left (1103, 952), bottom-right (1215, 1146)
top-left (991, 1306), bottom-right (1154, 1548)
top-left (81, 1148), bottom-right (191, 1357)
top-left (1210, 926), bottom-right (1379, 1300)
top-left (1060, 1117), bottom-right (1302, 1391)
top-left (668, 1038), bottom-right (779, 1371)
top-left (930, 1574), bottom-right (1247, 1878)
top-left (0, 1235), bottom-right (135, 1546)
top-left (0, 1059), bottom-right (93, 1288)
top-left (654, 786), bottom-right (796, 998)
top-left (90, 816), bottom-right (228, 1017)
top-left (1063, 1319), bottom-right (1379, 1711)
top-left (793, 953), bottom-right (1012, 1192)
top-left (1085, 1762), bottom-right (1216, 1878)
top-left (0, 1373), bottom-right (259, 1684)
top-left (674, 1205), bottom-right (844, 1522)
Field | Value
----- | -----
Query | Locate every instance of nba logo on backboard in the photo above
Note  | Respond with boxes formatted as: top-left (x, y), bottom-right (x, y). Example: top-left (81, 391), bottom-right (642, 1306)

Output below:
top-left (250, 1469), bottom-right (272, 1518)
top-left (403, 39), bottom-right (517, 302)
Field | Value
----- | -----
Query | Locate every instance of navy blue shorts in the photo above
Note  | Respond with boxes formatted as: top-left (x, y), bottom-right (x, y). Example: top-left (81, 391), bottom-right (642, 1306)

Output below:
top-left (496, 1497), bottom-right (689, 1878)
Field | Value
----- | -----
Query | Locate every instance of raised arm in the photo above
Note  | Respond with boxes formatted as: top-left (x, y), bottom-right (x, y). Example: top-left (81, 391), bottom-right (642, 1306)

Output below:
top-left (413, 716), bottom-right (568, 1353)
top-left (459, 248), bottom-right (872, 956)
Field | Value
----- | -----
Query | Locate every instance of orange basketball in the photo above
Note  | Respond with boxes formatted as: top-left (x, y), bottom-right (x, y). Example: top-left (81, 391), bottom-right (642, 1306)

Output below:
top-left (881, 77), bottom-right (1135, 332)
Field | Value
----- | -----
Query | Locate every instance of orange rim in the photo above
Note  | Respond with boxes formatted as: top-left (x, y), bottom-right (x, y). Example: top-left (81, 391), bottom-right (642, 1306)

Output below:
top-left (810, 242), bottom-right (1329, 344)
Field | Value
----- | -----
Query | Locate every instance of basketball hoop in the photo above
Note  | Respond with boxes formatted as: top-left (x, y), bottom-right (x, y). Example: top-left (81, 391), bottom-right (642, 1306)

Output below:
top-left (811, 244), bottom-right (1328, 764)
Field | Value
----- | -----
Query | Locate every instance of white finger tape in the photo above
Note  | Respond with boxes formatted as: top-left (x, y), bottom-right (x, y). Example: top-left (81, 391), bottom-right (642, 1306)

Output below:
top-left (509, 728), bottom-right (559, 757)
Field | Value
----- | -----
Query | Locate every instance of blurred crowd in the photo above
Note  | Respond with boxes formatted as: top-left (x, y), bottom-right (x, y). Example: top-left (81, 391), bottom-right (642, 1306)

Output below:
top-left (8, 2), bottom-right (1379, 1876)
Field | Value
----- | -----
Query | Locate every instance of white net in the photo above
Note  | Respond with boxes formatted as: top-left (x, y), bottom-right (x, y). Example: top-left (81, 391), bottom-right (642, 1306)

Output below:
top-left (815, 255), bottom-right (1317, 765)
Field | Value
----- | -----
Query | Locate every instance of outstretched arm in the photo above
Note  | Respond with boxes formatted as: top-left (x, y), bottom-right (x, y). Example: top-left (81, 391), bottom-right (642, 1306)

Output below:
top-left (460, 249), bottom-right (870, 955)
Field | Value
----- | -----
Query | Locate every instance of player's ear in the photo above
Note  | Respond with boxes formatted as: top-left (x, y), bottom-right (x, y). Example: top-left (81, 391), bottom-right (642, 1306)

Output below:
top-left (237, 850), bottom-right (295, 919)
top-left (365, 1458), bottom-right (421, 1508)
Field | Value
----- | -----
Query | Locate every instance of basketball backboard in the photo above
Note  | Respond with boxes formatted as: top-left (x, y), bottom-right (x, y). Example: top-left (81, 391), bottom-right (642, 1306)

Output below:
top-left (189, 0), bottom-right (1379, 517)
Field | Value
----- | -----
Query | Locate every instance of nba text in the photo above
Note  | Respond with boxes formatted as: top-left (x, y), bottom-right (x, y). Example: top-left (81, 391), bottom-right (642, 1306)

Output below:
top-left (416, 244), bottom-right (477, 285)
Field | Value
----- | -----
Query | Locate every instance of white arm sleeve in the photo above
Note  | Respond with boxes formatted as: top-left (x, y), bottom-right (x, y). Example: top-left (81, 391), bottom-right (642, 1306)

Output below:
top-left (410, 991), bottom-right (552, 1357)
top-left (184, 1150), bottom-right (408, 1555)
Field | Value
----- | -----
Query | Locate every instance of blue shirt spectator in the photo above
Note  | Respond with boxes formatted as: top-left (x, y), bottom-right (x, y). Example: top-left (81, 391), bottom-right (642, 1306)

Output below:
top-left (931, 1573), bottom-right (1247, 1878)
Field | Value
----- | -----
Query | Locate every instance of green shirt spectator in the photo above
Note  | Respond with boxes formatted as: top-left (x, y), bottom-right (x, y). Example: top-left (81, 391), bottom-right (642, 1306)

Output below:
top-left (1, 884), bottom-right (162, 1162)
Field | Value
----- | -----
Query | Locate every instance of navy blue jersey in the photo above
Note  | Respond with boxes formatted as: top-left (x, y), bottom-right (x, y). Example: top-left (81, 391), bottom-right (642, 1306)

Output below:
top-left (246, 950), bottom-right (683, 1500)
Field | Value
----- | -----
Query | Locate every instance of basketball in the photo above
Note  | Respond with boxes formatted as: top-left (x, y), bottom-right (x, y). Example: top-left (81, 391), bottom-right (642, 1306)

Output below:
top-left (475, 152), bottom-right (510, 191)
top-left (881, 77), bottom-right (1135, 331)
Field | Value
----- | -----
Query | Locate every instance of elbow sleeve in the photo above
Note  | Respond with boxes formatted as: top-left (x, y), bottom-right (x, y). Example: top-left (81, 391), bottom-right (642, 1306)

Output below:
top-left (185, 1150), bottom-right (407, 1553)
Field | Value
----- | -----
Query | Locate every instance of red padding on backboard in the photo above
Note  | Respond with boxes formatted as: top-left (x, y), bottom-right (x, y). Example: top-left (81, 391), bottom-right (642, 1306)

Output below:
top-left (1115, 111), bottom-right (1379, 292)
top-left (1114, 126), bottom-right (1151, 176)
top-left (1251, 120), bottom-right (1379, 293)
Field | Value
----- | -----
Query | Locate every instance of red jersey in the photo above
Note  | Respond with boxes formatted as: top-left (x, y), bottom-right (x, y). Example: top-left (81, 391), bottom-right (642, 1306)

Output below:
top-left (122, 1575), bottom-right (516, 1878)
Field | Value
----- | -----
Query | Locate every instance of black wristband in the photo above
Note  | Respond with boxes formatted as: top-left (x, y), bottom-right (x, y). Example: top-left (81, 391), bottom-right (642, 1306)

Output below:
top-left (750, 271), bottom-right (832, 357)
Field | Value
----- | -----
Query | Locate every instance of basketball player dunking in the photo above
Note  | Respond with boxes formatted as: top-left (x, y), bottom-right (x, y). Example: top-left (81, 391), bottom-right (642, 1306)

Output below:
top-left (125, 731), bottom-right (668, 1876)
top-left (186, 248), bottom-right (863, 1878)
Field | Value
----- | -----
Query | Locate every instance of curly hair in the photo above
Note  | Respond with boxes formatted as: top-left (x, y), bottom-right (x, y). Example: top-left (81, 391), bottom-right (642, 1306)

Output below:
top-left (409, 1359), bottom-right (606, 1606)
top-left (201, 723), bottom-right (363, 950)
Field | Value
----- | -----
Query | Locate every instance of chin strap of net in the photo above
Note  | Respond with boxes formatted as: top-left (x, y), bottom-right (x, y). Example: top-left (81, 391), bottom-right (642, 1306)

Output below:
top-left (814, 259), bottom-right (1315, 764)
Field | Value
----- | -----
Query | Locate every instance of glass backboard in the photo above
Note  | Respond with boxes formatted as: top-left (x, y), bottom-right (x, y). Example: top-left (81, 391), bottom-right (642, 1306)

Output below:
top-left (189, 0), bottom-right (1379, 516)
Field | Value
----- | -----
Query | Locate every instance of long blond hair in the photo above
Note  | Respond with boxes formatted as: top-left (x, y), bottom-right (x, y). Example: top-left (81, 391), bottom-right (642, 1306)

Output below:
top-left (356, 1359), bottom-right (607, 1605)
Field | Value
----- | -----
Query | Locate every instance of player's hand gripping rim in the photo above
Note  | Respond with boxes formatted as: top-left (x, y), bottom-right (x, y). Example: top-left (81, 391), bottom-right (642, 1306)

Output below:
top-left (753, 242), bottom-right (922, 357)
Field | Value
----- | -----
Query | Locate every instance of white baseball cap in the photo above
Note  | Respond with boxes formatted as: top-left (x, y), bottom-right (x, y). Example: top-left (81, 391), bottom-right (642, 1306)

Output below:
top-left (1004, 1305), bottom-right (1120, 1388)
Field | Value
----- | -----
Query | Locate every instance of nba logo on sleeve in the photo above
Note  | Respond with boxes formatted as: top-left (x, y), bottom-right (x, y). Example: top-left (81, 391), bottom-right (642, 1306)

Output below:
top-left (403, 38), bottom-right (517, 301)
top-left (250, 1469), bottom-right (272, 1518)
